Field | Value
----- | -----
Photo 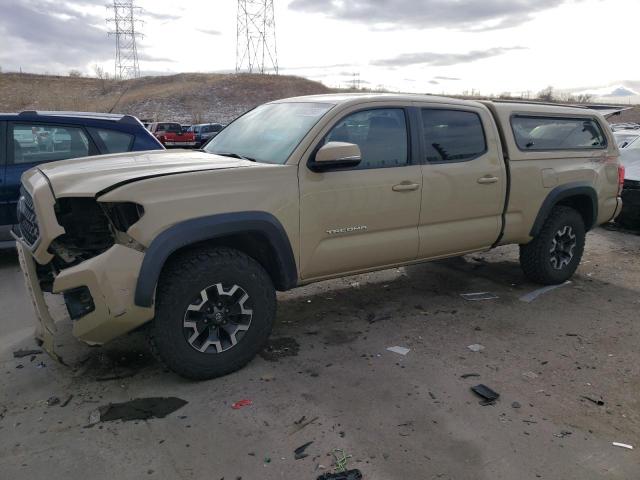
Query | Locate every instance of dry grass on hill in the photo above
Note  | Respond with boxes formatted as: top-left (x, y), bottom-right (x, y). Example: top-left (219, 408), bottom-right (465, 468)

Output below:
top-left (0, 72), bottom-right (331, 123)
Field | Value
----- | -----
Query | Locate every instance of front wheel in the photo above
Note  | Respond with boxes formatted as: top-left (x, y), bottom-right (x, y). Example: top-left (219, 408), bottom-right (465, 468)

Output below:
top-left (148, 247), bottom-right (276, 380)
top-left (519, 206), bottom-right (586, 285)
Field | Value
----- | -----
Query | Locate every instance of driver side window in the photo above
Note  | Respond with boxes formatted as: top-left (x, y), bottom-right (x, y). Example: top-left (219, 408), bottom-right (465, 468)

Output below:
top-left (324, 109), bottom-right (408, 169)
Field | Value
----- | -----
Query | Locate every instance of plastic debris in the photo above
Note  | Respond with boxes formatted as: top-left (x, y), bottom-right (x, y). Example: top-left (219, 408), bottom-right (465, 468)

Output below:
top-left (386, 346), bottom-right (410, 356)
top-left (612, 442), bottom-right (634, 450)
top-left (317, 470), bottom-right (363, 480)
top-left (46, 396), bottom-right (60, 407)
top-left (460, 292), bottom-right (498, 301)
top-left (460, 373), bottom-right (480, 379)
top-left (13, 349), bottom-right (43, 358)
top-left (231, 399), bottom-right (253, 410)
top-left (519, 281), bottom-right (570, 303)
top-left (467, 344), bottom-right (485, 352)
top-left (290, 415), bottom-right (319, 435)
top-left (471, 384), bottom-right (500, 406)
top-left (97, 397), bottom-right (187, 422)
top-left (554, 430), bottom-right (572, 438)
top-left (581, 396), bottom-right (605, 406)
top-left (294, 441), bottom-right (313, 460)
top-left (522, 371), bottom-right (539, 379)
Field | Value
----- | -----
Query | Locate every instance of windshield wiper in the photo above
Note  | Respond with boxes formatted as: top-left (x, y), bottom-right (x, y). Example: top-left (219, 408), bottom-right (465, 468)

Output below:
top-left (213, 152), bottom-right (256, 162)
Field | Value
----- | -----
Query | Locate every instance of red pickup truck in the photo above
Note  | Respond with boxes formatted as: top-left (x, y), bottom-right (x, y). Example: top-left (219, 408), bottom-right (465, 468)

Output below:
top-left (149, 122), bottom-right (196, 148)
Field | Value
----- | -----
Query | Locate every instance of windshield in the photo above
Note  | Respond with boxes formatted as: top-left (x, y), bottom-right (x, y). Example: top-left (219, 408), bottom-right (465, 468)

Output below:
top-left (158, 123), bottom-right (182, 133)
top-left (204, 102), bottom-right (333, 164)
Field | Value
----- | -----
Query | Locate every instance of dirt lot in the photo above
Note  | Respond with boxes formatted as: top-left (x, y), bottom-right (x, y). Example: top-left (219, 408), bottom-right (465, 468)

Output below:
top-left (1, 226), bottom-right (639, 480)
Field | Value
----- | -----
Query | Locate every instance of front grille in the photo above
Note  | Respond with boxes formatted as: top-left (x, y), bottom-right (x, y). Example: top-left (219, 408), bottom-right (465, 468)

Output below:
top-left (17, 187), bottom-right (40, 246)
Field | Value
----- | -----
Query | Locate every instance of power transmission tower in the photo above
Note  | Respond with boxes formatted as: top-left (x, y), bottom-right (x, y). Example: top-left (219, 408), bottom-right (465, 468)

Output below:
top-left (107, 1), bottom-right (143, 80)
top-left (236, 0), bottom-right (279, 74)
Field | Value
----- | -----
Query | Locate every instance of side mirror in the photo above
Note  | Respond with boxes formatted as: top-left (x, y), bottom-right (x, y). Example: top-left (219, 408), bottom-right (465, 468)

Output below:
top-left (310, 142), bottom-right (361, 172)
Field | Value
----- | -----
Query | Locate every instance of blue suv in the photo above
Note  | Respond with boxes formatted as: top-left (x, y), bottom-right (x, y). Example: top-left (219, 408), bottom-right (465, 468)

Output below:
top-left (0, 111), bottom-right (164, 245)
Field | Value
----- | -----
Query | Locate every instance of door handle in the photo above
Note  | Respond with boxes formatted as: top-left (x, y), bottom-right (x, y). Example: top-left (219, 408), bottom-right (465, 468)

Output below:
top-left (477, 176), bottom-right (499, 184)
top-left (392, 182), bottom-right (420, 192)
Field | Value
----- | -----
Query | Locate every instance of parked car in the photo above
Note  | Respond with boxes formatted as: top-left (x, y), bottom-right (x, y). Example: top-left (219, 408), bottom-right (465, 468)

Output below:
top-left (15, 94), bottom-right (622, 379)
top-left (189, 123), bottom-right (224, 147)
top-left (0, 111), bottom-right (164, 246)
top-left (149, 122), bottom-right (196, 148)
top-left (613, 129), bottom-right (640, 227)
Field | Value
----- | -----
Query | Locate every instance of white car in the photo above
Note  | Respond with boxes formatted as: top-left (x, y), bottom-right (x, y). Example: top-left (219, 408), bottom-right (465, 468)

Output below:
top-left (613, 129), bottom-right (640, 227)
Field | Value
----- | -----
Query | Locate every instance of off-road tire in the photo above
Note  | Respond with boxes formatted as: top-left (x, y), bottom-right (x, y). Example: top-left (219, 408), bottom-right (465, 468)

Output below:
top-left (148, 247), bottom-right (276, 380)
top-left (519, 206), bottom-right (585, 285)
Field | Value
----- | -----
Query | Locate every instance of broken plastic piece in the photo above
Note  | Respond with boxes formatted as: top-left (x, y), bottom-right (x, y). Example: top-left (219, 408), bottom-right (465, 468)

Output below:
top-left (317, 470), bottom-right (363, 480)
top-left (471, 384), bottom-right (500, 405)
top-left (612, 442), bottom-right (633, 450)
top-left (467, 344), bottom-right (485, 352)
top-left (294, 441), bottom-right (313, 460)
top-left (519, 281), bottom-right (570, 303)
top-left (231, 399), bottom-right (253, 410)
top-left (581, 396), bottom-right (605, 406)
top-left (386, 346), bottom-right (410, 355)
top-left (460, 292), bottom-right (498, 301)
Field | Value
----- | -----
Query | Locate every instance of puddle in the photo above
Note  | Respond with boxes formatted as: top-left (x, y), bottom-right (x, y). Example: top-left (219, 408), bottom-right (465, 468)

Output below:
top-left (259, 337), bottom-right (300, 361)
top-left (96, 397), bottom-right (188, 422)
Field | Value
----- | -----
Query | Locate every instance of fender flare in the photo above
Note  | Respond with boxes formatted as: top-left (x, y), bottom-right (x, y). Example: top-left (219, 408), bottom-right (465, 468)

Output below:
top-left (529, 182), bottom-right (598, 237)
top-left (134, 211), bottom-right (298, 308)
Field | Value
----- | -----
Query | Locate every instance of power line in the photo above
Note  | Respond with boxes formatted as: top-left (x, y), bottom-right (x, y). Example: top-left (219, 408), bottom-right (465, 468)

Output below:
top-left (107, 1), bottom-right (143, 80)
top-left (236, 0), bottom-right (278, 74)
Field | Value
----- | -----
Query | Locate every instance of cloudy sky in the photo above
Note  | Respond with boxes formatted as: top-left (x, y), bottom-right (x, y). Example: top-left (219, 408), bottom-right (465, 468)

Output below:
top-left (0, 0), bottom-right (638, 99)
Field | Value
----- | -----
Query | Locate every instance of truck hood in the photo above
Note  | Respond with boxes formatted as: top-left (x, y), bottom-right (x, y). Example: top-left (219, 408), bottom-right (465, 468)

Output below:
top-left (35, 150), bottom-right (259, 197)
top-left (621, 149), bottom-right (640, 181)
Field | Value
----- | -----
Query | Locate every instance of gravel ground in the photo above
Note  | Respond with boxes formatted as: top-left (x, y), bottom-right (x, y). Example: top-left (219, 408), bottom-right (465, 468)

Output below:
top-left (0, 226), bottom-right (639, 480)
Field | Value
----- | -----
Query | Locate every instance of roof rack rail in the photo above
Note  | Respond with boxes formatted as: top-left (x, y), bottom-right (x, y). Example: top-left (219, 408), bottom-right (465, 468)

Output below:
top-left (489, 99), bottom-right (589, 109)
top-left (17, 110), bottom-right (142, 125)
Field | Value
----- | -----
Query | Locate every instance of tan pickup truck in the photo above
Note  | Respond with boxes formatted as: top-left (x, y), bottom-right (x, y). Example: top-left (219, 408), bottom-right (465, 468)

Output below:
top-left (14, 94), bottom-right (623, 379)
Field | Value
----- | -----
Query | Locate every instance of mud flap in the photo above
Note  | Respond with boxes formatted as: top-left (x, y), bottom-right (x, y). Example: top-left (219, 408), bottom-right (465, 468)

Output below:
top-left (16, 242), bottom-right (63, 363)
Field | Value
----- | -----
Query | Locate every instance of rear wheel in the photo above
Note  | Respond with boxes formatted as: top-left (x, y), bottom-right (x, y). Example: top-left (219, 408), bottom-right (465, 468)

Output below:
top-left (519, 206), bottom-right (585, 285)
top-left (148, 247), bottom-right (276, 380)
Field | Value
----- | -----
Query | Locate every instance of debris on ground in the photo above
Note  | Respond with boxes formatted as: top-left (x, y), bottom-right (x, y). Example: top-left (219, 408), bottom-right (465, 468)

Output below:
top-left (471, 384), bottom-right (500, 406)
top-left (460, 292), bottom-right (499, 301)
top-left (264, 457), bottom-right (271, 464)
top-left (290, 416), bottom-right (319, 435)
top-left (511, 401), bottom-right (522, 409)
top-left (467, 344), bottom-right (485, 352)
top-left (317, 470), bottom-right (363, 480)
top-left (60, 395), bottom-right (74, 408)
top-left (231, 399), bottom-right (253, 410)
top-left (294, 441), bottom-right (313, 460)
top-left (522, 371), bottom-right (539, 379)
top-left (553, 430), bottom-right (572, 438)
top-left (612, 442), bottom-right (634, 450)
top-left (460, 373), bottom-right (480, 379)
top-left (36, 362), bottom-right (46, 368)
top-left (0, 405), bottom-right (6, 420)
top-left (259, 337), bottom-right (300, 361)
top-left (94, 397), bottom-right (188, 423)
top-left (581, 396), bottom-right (605, 406)
top-left (13, 349), bottom-right (43, 358)
top-left (519, 281), bottom-right (571, 303)
top-left (331, 449), bottom-right (353, 473)
top-left (386, 346), bottom-right (410, 356)
top-left (46, 396), bottom-right (60, 407)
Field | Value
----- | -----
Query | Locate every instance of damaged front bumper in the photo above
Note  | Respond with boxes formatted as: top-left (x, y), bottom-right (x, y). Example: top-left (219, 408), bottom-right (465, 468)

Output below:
top-left (14, 170), bottom-right (155, 359)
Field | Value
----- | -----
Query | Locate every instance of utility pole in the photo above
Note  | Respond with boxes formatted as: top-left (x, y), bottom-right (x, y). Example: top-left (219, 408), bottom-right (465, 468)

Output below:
top-left (107, 1), bottom-right (143, 80)
top-left (236, 0), bottom-right (279, 74)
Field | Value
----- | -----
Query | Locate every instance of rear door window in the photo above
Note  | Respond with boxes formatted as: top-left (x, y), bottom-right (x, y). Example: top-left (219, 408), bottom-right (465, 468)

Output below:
top-left (10, 123), bottom-right (91, 164)
top-left (512, 116), bottom-right (606, 150)
top-left (421, 109), bottom-right (487, 162)
top-left (88, 128), bottom-right (134, 154)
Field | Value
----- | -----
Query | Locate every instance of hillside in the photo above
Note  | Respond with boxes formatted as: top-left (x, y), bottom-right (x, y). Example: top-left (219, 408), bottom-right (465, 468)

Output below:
top-left (0, 72), bottom-right (331, 124)
top-left (610, 106), bottom-right (640, 125)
